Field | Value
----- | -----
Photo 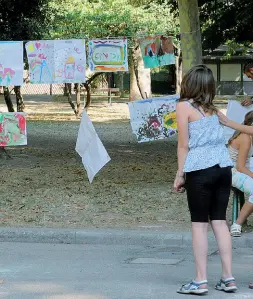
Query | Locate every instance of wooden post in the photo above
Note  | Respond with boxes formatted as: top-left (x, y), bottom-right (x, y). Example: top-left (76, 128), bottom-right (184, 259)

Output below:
top-left (108, 89), bottom-right (112, 105)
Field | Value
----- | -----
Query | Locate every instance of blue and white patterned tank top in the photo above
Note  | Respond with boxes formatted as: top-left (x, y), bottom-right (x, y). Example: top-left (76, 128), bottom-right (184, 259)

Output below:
top-left (183, 103), bottom-right (233, 173)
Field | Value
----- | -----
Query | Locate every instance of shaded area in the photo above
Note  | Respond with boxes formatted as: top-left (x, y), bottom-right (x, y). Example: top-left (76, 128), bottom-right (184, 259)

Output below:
top-left (0, 97), bottom-right (251, 231)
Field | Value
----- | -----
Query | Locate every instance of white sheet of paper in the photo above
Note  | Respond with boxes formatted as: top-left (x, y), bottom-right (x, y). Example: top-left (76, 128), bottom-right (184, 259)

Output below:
top-left (75, 111), bottom-right (111, 183)
top-left (224, 100), bottom-right (253, 143)
top-left (0, 41), bottom-right (23, 86)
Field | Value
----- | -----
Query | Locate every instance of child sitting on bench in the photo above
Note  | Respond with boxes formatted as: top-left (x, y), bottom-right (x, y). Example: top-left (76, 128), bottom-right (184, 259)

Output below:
top-left (228, 111), bottom-right (253, 237)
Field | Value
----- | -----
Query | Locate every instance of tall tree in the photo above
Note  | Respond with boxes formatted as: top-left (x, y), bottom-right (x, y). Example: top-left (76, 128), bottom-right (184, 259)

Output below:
top-left (178, 0), bottom-right (202, 75)
top-left (49, 0), bottom-right (179, 101)
top-left (200, 0), bottom-right (253, 51)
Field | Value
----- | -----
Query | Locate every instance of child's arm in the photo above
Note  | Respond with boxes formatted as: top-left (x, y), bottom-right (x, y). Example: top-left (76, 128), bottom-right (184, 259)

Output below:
top-left (236, 134), bottom-right (253, 178)
top-left (218, 110), bottom-right (253, 135)
top-left (176, 102), bottom-right (189, 177)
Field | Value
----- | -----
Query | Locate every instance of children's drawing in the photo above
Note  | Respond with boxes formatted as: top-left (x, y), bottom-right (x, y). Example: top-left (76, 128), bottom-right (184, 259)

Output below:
top-left (25, 39), bottom-right (86, 83)
top-left (0, 113), bottom-right (27, 146)
top-left (138, 35), bottom-right (175, 69)
top-left (89, 39), bottom-right (128, 72)
top-left (128, 95), bottom-right (179, 143)
top-left (0, 41), bottom-right (23, 86)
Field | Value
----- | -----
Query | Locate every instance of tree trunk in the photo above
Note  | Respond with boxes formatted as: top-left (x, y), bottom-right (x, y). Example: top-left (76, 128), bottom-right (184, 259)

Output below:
top-left (131, 46), bottom-right (152, 99)
top-left (178, 0), bottom-right (202, 75)
top-left (66, 83), bottom-right (77, 115)
top-left (75, 83), bottom-right (81, 117)
top-left (14, 86), bottom-right (25, 112)
top-left (64, 83), bottom-right (69, 96)
top-left (176, 48), bottom-right (183, 93)
top-left (115, 73), bottom-right (124, 97)
top-left (129, 53), bottom-right (142, 101)
top-left (83, 72), bottom-right (103, 109)
top-left (3, 87), bottom-right (14, 112)
top-left (83, 83), bottom-right (91, 109)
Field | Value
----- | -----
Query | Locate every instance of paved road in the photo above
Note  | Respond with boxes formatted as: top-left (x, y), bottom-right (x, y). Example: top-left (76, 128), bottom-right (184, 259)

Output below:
top-left (0, 242), bottom-right (253, 299)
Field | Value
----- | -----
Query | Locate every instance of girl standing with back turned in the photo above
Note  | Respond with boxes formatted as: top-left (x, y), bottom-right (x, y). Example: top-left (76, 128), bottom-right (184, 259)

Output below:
top-left (174, 65), bottom-right (237, 295)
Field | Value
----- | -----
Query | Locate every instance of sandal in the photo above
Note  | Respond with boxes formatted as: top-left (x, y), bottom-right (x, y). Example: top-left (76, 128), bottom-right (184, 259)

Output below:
top-left (230, 223), bottom-right (242, 237)
top-left (215, 277), bottom-right (237, 293)
top-left (177, 280), bottom-right (208, 295)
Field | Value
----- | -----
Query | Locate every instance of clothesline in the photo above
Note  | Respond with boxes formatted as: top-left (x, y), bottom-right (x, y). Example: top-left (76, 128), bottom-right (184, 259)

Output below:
top-left (0, 28), bottom-right (201, 42)
top-left (0, 36), bottom-right (176, 86)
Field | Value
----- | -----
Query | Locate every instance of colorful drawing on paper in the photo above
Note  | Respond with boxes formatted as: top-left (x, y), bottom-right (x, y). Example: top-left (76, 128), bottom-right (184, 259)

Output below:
top-left (89, 39), bottom-right (128, 72)
top-left (128, 95), bottom-right (179, 143)
top-left (25, 39), bottom-right (86, 84)
top-left (0, 41), bottom-right (23, 86)
top-left (0, 113), bottom-right (27, 146)
top-left (138, 35), bottom-right (175, 69)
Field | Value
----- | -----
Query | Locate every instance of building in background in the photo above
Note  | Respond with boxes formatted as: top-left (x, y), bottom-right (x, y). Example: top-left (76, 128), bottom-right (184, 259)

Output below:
top-left (203, 45), bottom-right (253, 95)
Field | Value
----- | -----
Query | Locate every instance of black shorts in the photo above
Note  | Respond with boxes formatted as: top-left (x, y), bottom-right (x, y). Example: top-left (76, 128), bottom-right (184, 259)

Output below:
top-left (185, 165), bottom-right (232, 223)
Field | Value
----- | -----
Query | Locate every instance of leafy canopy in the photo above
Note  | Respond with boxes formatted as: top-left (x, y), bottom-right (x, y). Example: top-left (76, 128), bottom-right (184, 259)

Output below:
top-left (0, 0), bottom-right (50, 40)
top-left (48, 0), bottom-right (179, 46)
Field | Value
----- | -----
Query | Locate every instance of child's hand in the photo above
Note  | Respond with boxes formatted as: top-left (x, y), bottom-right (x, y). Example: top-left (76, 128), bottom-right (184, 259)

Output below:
top-left (174, 176), bottom-right (185, 193)
top-left (217, 110), bottom-right (229, 126)
top-left (241, 97), bottom-right (253, 107)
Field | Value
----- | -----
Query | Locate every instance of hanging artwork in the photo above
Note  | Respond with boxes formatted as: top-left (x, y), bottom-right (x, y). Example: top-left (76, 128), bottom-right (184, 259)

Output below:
top-left (25, 39), bottom-right (86, 84)
top-left (0, 113), bottom-right (27, 146)
top-left (138, 35), bottom-right (175, 69)
top-left (128, 95), bottom-right (179, 143)
top-left (89, 39), bottom-right (128, 72)
top-left (0, 41), bottom-right (23, 86)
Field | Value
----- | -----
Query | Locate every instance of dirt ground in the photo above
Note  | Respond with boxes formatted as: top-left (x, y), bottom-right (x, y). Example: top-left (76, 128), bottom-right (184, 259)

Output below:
top-left (0, 95), bottom-right (252, 232)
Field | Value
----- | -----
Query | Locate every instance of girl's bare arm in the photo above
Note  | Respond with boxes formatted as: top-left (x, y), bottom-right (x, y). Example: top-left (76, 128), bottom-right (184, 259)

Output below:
top-left (236, 134), bottom-right (253, 178)
top-left (218, 110), bottom-right (253, 135)
top-left (176, 102), bottom-right (189, 176)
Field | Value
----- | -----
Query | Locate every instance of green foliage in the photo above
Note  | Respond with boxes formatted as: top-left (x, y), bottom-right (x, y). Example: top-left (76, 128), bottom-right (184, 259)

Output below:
top-left (0, 0), bottom-right (51, 40)
top-left (199, 0), bottom-right (253, 51)
top-left (47, 0), bottom-right (179, 46)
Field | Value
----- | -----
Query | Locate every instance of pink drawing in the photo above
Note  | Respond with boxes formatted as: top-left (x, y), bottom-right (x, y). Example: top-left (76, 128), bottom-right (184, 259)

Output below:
top-left (0, 68), bottom-right (15, 85)
top-left (35, 42), bottom-right (41, 49)
top-left (38, 53), bottom-right (47, 60)
top-left (74, 47), bottom-right (81, 54)
top-left (77, 65), bottom-right (84, 73)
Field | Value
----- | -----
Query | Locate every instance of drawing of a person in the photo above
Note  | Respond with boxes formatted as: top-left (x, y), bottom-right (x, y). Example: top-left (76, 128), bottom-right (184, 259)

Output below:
top-left (4, 68), bottom-right (15, 86)
top-left (146, 43), bottom-right (156, 57)
top-left (65, 56), bottom-right (75, 80)
top-left (160, 36), bottom-right (174, 54)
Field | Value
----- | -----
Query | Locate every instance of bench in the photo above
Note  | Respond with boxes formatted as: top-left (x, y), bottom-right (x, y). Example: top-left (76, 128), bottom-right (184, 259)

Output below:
top-left (92, 88), bottom-right (120, 105)
top-left (232, 187), bottom-right (245, 223)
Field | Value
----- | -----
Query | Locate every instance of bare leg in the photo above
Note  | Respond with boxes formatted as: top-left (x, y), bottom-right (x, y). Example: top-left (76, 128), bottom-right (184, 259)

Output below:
top-left (211, 220), bottom-right (234, 281)
top-left (192, 222), bottom-right (209, 284)
top-left (236, 201), bottom-right (253, 225)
